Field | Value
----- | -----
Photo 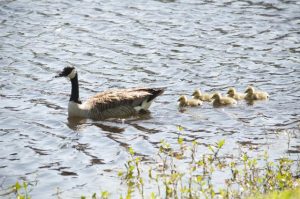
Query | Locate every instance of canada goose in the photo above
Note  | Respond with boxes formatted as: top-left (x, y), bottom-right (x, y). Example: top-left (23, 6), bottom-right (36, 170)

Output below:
top-left (55, 66), bottom-right (164, 120)
top-left (211, 93), bottom-right (237, 107)
top-left (244, 86), bottom-right (269, 101)
top-left (178, 95), bottom-right (202, 107)
top-left (192, 89), bottom-right (213, 102)
top-left (227, 87), bottom-right (245, 100)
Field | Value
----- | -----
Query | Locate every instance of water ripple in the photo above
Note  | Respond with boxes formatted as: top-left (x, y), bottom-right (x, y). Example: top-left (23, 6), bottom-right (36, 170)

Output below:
top-left (0, 0), bottom-right (299, 197)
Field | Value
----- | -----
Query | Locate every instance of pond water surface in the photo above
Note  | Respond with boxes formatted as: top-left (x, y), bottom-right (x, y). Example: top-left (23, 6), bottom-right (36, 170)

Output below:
top-left (0, 0), bottom-right (300, 198)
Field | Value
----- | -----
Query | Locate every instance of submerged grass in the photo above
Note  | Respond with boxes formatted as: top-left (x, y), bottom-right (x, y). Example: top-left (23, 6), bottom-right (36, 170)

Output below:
top-left (5, 128), bottom-right (300, 199)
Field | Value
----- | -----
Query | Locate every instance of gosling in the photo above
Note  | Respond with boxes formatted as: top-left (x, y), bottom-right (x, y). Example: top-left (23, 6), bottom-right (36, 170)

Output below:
top-left (244, 86), bottom-right (269, 101)
top-left (227, 87), bottom-right (245, 100)
top-left (178, 95), bottom-right (202, 107)
top-left (212, 93), bottom-right (237, 107)
top-left (192, 89), bottom-right (213, 102)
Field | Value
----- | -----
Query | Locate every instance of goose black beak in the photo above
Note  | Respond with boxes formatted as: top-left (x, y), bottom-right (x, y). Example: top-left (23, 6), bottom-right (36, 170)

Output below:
top-left (54, 74), bottom-right (62, 78)
top-left (54, 72), bottom-right (64, 78)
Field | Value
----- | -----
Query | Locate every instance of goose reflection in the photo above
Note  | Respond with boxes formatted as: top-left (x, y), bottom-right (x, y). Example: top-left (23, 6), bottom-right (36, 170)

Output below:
top-left (67, 117), bottom-right (87, 131)
top-left (93, 122), bottom-right (125, 134)
top-left (67, 117), bottom-right (125, 133)
top-left (67, 111), bottom-right (152, 133)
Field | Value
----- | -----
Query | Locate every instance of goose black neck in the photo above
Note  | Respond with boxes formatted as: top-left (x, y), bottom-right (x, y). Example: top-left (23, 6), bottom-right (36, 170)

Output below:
top-left (70, 74), bottom-right (81, 104)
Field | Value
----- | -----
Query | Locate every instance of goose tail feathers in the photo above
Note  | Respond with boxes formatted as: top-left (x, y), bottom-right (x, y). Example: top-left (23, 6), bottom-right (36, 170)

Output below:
top-left (146, 88), bottom-right (165, 102)
top-left (134, 88), bottom-right (165, 112)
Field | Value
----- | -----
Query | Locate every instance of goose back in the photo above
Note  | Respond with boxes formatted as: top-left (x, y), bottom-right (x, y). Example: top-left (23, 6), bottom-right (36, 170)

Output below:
top-left (81, 88), bottom-right (164, 119)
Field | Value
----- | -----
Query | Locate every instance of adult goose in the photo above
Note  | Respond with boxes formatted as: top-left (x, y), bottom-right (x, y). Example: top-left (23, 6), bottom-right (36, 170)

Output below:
top-left (55, 66), bottom-right (165, 120)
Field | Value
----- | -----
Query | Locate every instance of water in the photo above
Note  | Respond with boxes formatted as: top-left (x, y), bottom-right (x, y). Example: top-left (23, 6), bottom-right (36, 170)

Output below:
top-left (0, 0), bottom-right (300, 198)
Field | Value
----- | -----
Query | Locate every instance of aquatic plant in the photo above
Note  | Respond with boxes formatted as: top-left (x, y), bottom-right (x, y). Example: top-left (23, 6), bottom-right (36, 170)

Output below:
top-left (3, 130), bottom-right (300, 199)
top-left (113, 134), bottom-right (300, 198)
top-left (12, 181), bottom-right (31, 199)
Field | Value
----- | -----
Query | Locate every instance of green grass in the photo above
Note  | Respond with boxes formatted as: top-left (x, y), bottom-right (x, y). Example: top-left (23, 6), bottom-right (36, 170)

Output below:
top-left (250, 188), bottom-right (300, 199)
top-left (112, 135), bottom-right (300, 199)
top-left (4, 128), bottom-right (300, 199)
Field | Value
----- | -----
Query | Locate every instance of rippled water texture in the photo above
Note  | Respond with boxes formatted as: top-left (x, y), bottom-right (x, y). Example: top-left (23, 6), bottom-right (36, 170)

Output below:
top-left (0, 0), bottom-right (300, 198)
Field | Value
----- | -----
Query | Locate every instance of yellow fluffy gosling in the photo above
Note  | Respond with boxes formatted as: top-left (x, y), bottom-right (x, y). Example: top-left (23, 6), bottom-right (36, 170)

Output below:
top-left (192, 89), bottom-right (213, 102)
top-left (244, 86), bottom-right (269, 101)
top-left (178, 95), bottom-right (202, 107)
top-left (212, 93), bottom-right (237, 107)
top-left (227, 87), bottom-right (245, 100)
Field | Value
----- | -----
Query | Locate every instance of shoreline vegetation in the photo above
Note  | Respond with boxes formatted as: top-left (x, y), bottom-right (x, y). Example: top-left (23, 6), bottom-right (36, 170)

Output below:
top-left (4, 128), bottom-right (300, 199)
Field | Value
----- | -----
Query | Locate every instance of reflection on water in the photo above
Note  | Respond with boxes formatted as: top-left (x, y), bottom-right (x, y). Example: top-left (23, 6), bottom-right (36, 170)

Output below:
top-left (0, 0), bottom-right (300, 197)
top-left (67, 117), bottom-right (88, 131)
top-left (93, 122), bottom-right (125, 134)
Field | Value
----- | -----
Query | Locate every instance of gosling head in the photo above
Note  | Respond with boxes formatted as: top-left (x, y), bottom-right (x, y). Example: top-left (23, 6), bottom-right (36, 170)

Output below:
top-left (227, 87), bottom-right (236, 95)
top-left (245, 86), bottom-right (255, 94)
top-left (211, 93), bottom-right (221, 100)
top-left (192, 89), bottom-right (201, 98)
top-left (178, 95), bottom-right (188, 103)
top-left (55, 66), bottom-right (77, 79)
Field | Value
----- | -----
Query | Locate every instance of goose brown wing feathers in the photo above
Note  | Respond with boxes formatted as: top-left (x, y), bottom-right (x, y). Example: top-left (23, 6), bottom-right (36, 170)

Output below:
top-left (84, 88), bottom-right (164, 119)
top-left (86, 89), bottom-right (148, 108)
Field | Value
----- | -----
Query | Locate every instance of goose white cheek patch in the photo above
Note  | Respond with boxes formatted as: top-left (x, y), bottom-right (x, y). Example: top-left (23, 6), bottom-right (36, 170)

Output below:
top-left (68, 69), bottom-right (77, 79)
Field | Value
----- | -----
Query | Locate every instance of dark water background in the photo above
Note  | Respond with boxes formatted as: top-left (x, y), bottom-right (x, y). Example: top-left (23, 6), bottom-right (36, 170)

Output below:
top-left (0, 0), bottom-right (300, 198)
